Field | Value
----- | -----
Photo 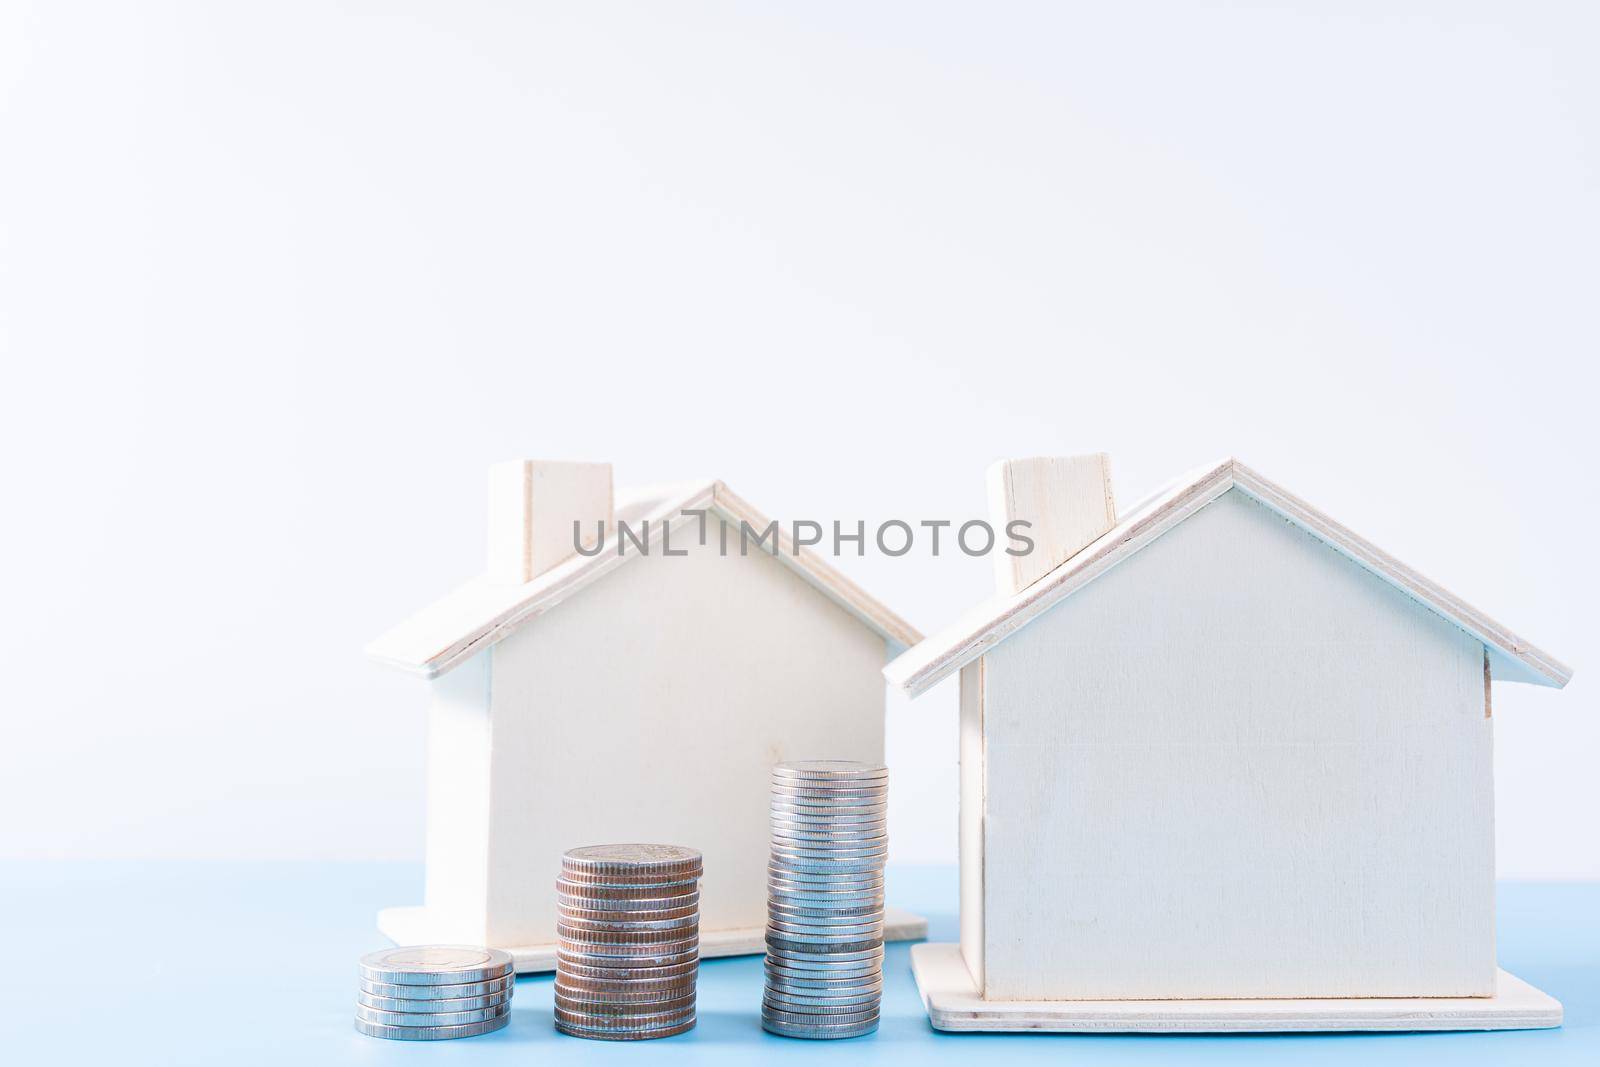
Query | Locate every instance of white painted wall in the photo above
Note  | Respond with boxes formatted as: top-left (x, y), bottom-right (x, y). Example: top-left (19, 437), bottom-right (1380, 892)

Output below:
top-left (981, 490), bottom-right (1494, 999)
top-left (2, 2), bottom-right (1591, 877)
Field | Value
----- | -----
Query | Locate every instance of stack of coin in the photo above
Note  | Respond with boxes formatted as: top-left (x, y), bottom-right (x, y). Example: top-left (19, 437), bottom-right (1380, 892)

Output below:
top-left (554, 844), bottom-right (703, 1040)
top-left (764, 761), bottom-right (888, 1040)
top-left (355, 946), bottom-right (515, 1040)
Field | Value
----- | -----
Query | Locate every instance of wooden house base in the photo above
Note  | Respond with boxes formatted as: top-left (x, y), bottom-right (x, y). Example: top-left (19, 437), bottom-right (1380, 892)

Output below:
top-left (379, 905), bottom-right (929, 974)
top-left (910, 943), bottom-right (1562, 1033)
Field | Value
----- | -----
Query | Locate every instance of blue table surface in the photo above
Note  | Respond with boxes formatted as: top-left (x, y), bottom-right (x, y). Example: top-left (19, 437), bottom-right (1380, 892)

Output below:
top-left (5, 862), bottom-right (1596, 1065)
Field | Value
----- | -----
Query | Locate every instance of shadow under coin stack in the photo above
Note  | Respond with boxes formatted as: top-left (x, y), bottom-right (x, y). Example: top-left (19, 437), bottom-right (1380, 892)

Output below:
top-left (355, 946), bottom-right (514, 1040)
top-left (764, 761), bottom-right (888, 1039)
top-left (554, 844), bottom-right (704, 1040)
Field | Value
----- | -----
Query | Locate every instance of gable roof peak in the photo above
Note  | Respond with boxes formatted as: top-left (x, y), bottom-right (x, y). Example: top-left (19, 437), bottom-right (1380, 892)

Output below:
top-left (370, 478), bottom-right (921, 679)
top-left (884, 457), bottom-right (1570, 697)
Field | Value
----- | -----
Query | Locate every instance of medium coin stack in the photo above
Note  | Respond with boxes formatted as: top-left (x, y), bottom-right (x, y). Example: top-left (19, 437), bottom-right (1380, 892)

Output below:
top-left (764, 761), bottom-right (888, 1039)
top-left (554, 843), bottom-right (704, 1040)
top-left (355, 946), bottom-right (515, 1040)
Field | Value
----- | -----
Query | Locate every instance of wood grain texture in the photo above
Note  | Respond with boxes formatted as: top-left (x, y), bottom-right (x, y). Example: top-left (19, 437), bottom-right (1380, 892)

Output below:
top-left (986, 455), bottom-right (1117, 595)
top-left (958, 661), bottom-right (985, 992)
top-left (885, 458), bottom-right (1570, 695)
top-left (419, 653), bottom-right (492, 943)
top-left (481, 521), bottom-right (893, 947)
top-left (911, 944), bottom-right (1562, 1033)
top-left (981, 489), bottom-right (1495, 999)
top-left (485, 460), bottom-right (612, 584)
top-left (369, 480), bottom-right (922, 677)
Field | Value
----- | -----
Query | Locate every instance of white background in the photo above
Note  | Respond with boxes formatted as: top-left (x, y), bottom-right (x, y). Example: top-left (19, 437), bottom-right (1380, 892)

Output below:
top-left (2, 2), bottom-right (1594, 877)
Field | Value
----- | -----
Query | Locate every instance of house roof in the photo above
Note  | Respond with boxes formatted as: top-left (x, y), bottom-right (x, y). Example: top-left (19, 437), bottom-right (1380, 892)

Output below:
top-left (884, 458), bottom-right (1572, 697)
top-left (368, 480), bottom-right (923, 679)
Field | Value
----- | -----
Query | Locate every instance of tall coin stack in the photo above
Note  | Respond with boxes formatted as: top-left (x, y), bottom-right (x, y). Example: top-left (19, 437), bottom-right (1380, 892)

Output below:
top-left (554, 844), bottom-right (704, 1040)
top-left (355, 946), bottom-right (515, 1040)
top-left (764, 761), bottom-right (888, 1039)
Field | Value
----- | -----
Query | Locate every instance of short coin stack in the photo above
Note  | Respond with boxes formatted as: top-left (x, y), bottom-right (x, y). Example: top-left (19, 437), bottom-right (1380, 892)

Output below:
top-left (554, 843), bottom-right (704, 1040)
top-left (764, 761), bottom-right (888, 1039)
top-left (355, 946), bottom-right (515, 1040)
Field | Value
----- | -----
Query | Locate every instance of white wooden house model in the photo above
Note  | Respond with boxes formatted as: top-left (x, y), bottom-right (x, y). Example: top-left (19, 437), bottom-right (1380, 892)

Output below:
top-left (889, 455), bottom-right (1571, 1033)
top-left (369, 460), bottom-right (926, 971)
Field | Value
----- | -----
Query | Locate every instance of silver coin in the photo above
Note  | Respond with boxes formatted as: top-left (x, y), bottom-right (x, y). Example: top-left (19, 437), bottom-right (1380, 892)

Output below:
top-left (770, 851), bottom-right (886, 867)
top-left (769, 903), bottom-right (883, 921)
top-left (358, 989), bottom-right (511, 1013)
top-left (555, 981), bottom-right (696, 1003)
top-left (771, 810), bottom-right (887, 824)
top-left (359, 974), bottom-right (514, 999)
top-left (763, 962), bottom-right (883, 981)
top-left (764, 990), bottom-right (882, 1011)
top-left (765, 970), bottom-right (883, 991)
top-left (555, 955), bottom-right (698, 981)
top-left (557, 891), bottom-right (700, 912)
top-left (771, 798), bottom-right (888, 812)
top-left (767, 896), bottom-right (883, 910)
top-left (769, 857), bottom-right (888, 873)
top-left (767, 919), bottom-right (885, 938)
top-left (770, 824), bottom-right (888, 840)
top-left (764, 981), bottom-right (883, 1001)
top-left (764, 966), bottom-right (883, 985)
top-left (771, 792), bottom-right (888, 804)
top-left (765, 944), bottom-right (885, 964)
top-left (764, 838), bottom-right (883, 857)
top-left (761, 1016), bottom-right (878, 1040)
top-left (555, 877), bottom-right (699, 899)
top-left (556, 927), bottom-right (700, 940)
top-left (767, 892), bottom-right (884, 909)
top-left (772, 760), bottom-right (887, 778)
top-left (553, 953), bottom-right (697, 979)
top-left (557, 939), bottom-right (699, 960)
top-left (766, 937), bottom-right (884, 953)
top-left (767, 940), bottom-right (884, 959)
top-left (768, 902), bottom-right (884, 919)
top-left (562, 844), bottom-right (703, 877)
top-left (356, 1013), bottom-right (510, 1041)
top-left (356, 1001), bottom-right (509, 1027)
top-left (768, 862), bottom-right (885, 880)
top-left (770, 809), bottom-right (887, 823)
top-left (554, 1004), bottom-right (697, 1028)
top-left (768, 873), bottom-right (885, 892)
top-left (767, 914), bottom-right (884, 933)
top-left (767, 900), bottom-right (884, 917)
top-left (770, 813), bottom-right (886, 828)
top-left (763, 1002), bottom-right (880, 1023)
top-left (769, 846), bottom-right (886, 861)
top-left (554, 1016), bottom-right (695, 1040)
top-left (769, 790), bottom-right (888, 805)
top-left (765, 956), bottom-right (883, 976)
top-left (765, 954), bottom-right (883, 973)
top-left (771, 776), bottom-right (886, 789)
top-left (770, 816), bottom-right (887, 829)
top-left (555, 990), bottom-right (695, 1014)
top-left (556, 911), bottom-right (700, 932)
top-left (765, 951), bottom-right (885, 971)
top-left (558, 917), bottom-right (699, 939)
top-left (769, 859), bottom-right (885, 876)
top-left (358, 946), bottom-right (515, 986)
top-left (764, 972), bottom-right (883, 993)
top-left (765, 932), bottom-right (884, 946)
top-left (764, 825), bottom-right (883, 838)
top-left (771, 837), bottom-right (889, 855)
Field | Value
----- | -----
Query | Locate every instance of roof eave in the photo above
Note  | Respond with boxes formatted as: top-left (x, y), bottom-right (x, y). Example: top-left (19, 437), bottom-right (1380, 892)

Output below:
top-left (368, 481), bottom-right (922, 679)
top-left (885, 458), bottom-right (1571, 698)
